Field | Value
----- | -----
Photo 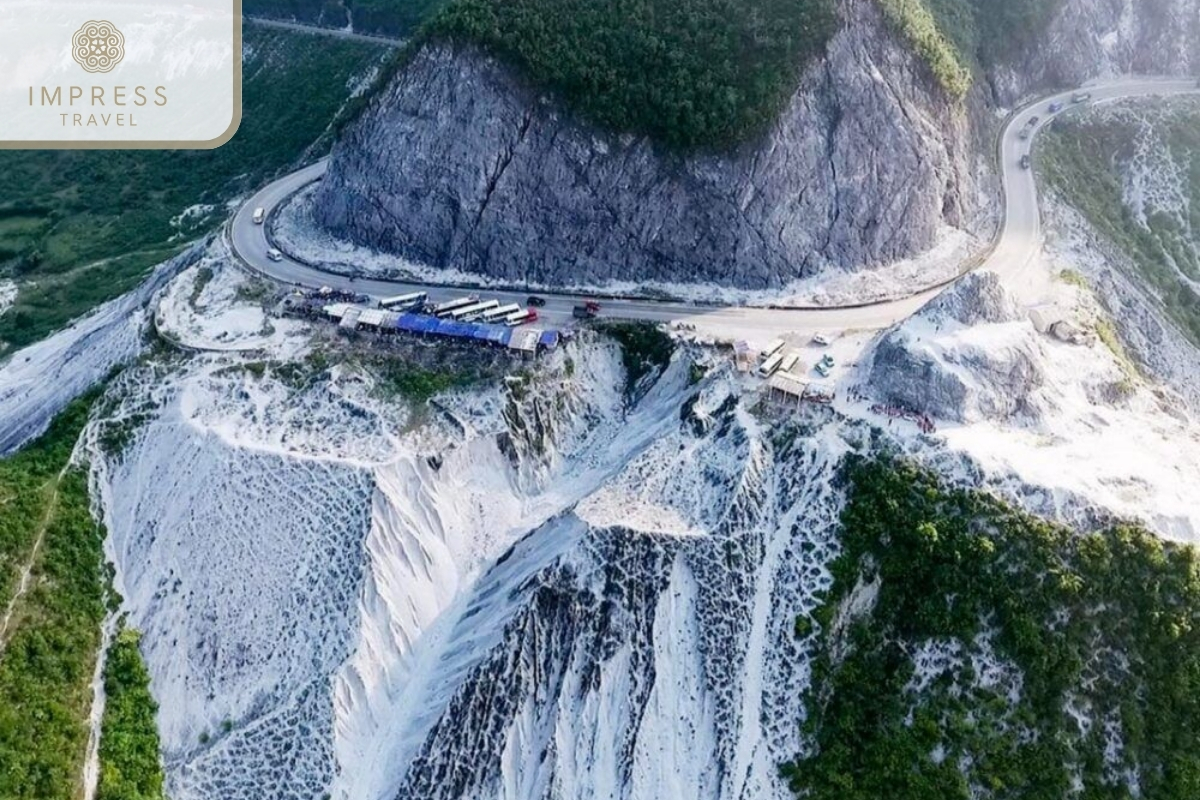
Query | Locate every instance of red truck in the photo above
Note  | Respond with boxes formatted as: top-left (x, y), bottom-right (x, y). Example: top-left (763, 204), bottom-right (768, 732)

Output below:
top-left (573, 300), bottom-right (601, 319)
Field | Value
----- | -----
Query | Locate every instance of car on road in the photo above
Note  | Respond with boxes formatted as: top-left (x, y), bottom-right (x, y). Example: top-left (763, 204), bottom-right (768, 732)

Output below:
top-left (1018, 127), bottom-right (1031, 140)
top-left (1020, 154), bottom-right (1032, 170)
top-left (253, 207), bottom-right (265, 225)
top-left (811, 333), bottom-right (831, 347)
top-left (1072, 92), bottom-right (1092, 103)
top-left (267, 248), bottom-right (284, 262)
top-left (1027, 116), bottom-right (1040, 127)
top-left (526, 295), bottom-right (547, 307)
top-left (1048, 102), bottom-right (1064, 113)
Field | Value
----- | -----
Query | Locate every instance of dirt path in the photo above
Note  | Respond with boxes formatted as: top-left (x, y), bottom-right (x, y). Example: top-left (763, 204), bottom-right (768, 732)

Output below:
top-left (0, 471), bottom-right (64, 653)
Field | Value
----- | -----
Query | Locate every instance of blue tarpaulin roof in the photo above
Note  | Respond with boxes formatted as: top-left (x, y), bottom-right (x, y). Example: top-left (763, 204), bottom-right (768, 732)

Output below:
top-left (390, 312), bottom-right (515, 346)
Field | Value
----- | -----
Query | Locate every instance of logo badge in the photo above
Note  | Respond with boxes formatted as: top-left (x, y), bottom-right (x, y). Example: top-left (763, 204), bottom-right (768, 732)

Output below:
top-left (71, 20), bottom-right (125, 74)
top-left (2, 1), bottom-right (240, 149)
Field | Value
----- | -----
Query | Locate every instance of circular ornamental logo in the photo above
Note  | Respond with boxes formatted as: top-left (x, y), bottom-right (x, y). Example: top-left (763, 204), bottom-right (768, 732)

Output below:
top-left (72, 20), bottom-right (125, 74)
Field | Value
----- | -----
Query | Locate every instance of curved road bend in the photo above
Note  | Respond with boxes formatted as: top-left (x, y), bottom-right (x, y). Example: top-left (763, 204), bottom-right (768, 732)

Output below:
top-left (230, 77), bottom-right (1198, 335)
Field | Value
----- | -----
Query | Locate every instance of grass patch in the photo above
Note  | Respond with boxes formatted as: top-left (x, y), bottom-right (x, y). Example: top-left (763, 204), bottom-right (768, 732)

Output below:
top-left (0, 27), bottom-right (388, 352)
top-left (786, 455), bottom-right (1200, 800)
top-left (1040, 100), bottom-right (1200, 347)
top-left (426, 0), bottom-right (838, 149)
top-left (1056, 268), bottom-right (1088, 289)
top-left (0, 393), bottom-right (110, 800)
top-left (188, 266), bottom-right (215, 308)
top-left (367, 355), bottom-right (487, 404)
top-left (597, 321), bottom-right (675, 399)
top-left (97, 625), bottom-right (165, 800)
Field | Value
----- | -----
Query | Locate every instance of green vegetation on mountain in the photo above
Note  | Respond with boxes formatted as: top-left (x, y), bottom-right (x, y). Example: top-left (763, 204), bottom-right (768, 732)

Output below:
top-left (97, 625), bottom-right (165, 800)
top-left (0, 394), bottom-right (110, 800)
top-left (923, 0), bottom-right (1064, 66)
top-left (1040, 99), bottom-right (1200, 346)
top-left (786, 456), bottom-right (1200, 800)
top-left (369, 358), bottom-right (485, 404)
top-left (0, 26), bottom-right (387, 353)
top-left (427, 0), bottom-right (839, 148)
top-left (596, 322), bottom-right (676, 399)
top-left (874, 0), bottom-right (1063, 95)
top-left (876, 0), bottom-right (972, 97)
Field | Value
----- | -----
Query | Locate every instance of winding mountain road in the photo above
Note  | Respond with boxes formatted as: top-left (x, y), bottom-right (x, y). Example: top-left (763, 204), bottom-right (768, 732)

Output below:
top-left (229, 76), bottom-right (1198, 335)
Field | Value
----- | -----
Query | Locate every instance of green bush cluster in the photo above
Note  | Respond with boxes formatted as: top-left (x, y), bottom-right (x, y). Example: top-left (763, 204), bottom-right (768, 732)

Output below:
top-left (0, 394), bottom-right (109, 800)
top-left (596, 321), bottom-right (676, 399)
top-left (0, 27), bottom-right (387, 352)
top-left (426, 0), bottom-right (838, 148)
top-left (97, 626), bottom-right (165, 800)
top-left (786, 456), bottom-right (1200, 799)
top-left (368, 356), bottom-right (484, 404)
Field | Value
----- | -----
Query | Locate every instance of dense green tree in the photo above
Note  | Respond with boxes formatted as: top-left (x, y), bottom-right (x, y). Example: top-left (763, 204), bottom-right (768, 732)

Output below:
top-left (787, 456), bottom-right (1200, 800)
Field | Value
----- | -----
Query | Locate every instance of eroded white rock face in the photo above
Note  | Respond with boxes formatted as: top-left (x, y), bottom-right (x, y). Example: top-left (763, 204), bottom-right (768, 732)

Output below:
top-left (155, 250), bottom-right (311, 356)
top-left (0, 245), bottom-right (202, 455)
top-left (868, 273), bottom-right (1048, 424)
top-left (356, 377), bottom-right (856, 800)
top-left (88, 311), bottom-right (875, 800)
top-left (0, 280), bottom-right (16, 318)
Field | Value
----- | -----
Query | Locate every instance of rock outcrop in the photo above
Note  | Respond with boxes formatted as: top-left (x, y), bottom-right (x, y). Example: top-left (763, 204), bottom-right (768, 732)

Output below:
top-left (868, 272), bottom-right (1047, 423)
top-left (313, 0), bottom-right (1198, 290)
top-left (990, 0), bottom-right (1200, 103)
top-left (314, 0), bottom-right (981, 289)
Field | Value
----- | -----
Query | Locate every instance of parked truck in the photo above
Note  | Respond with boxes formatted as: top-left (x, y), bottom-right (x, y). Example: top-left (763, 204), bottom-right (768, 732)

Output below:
top-left (573, 301), bottom-right (601, 319)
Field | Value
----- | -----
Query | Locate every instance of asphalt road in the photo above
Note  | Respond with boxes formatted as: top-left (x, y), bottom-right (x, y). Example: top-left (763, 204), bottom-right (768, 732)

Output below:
top-left (246, 16), bottom-right (403, 46)
top-left (229, 76), bottom-right (1198, 335)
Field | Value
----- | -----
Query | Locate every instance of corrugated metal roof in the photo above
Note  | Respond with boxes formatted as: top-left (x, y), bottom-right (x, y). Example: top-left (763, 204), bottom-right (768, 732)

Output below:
top-left (508, 328), bottom-right (541, 352)
top-left (768, 372), bottom-right (806, 398)
top-left (358, 309), bottom-right (386, 327)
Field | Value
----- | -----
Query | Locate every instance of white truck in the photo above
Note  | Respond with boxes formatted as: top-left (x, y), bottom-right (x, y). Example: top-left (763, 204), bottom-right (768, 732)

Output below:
top-left (253, 207), bottom-right (265, 225)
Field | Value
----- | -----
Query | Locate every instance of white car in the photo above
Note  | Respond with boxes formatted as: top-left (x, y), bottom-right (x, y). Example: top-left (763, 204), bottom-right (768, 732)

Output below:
top-left (266, 248), bottom-right (283, 262)
top-left (252, 207), bottom-right (265, 224)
